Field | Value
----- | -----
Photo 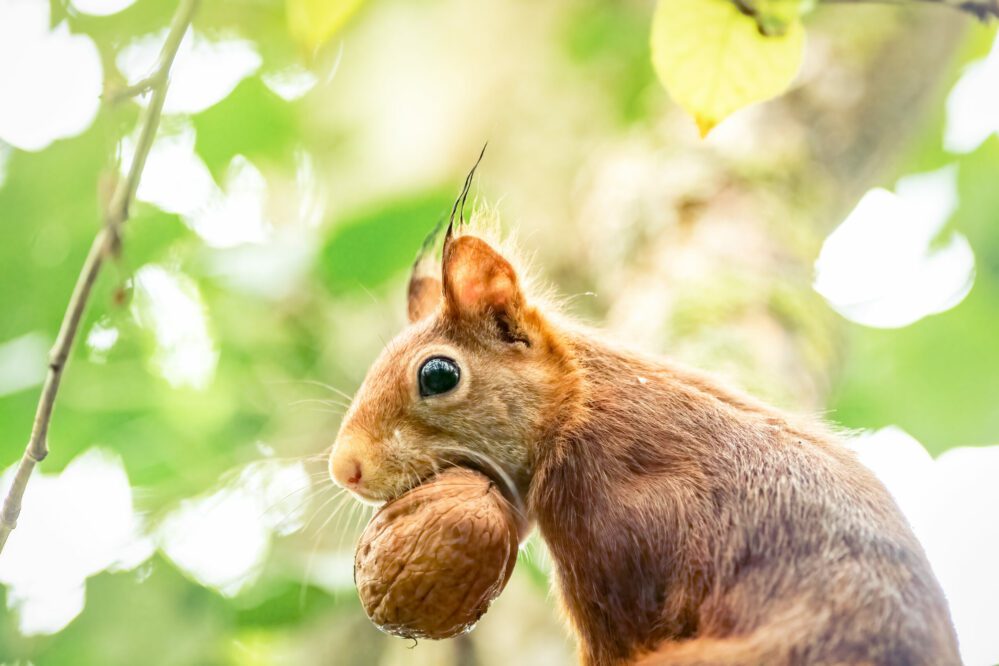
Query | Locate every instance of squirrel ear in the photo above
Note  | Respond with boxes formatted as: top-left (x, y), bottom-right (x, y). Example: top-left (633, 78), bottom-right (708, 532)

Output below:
top-left (407, 272), bottom-right (442, 323)
top-left (442, 233), bottom-right (528, 343)
top-left (406, 222), bottom-right (446, 323)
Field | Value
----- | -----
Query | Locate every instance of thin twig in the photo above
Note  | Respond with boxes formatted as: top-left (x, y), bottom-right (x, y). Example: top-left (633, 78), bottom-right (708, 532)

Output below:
top-left (0, 0), bottom-right (201, 557)
top-left (742, 0), bottom-right (998, 26)
top-left (821, 0), bottom-right (998, 18)
top-left (103, 73), bottom-right (159, 104)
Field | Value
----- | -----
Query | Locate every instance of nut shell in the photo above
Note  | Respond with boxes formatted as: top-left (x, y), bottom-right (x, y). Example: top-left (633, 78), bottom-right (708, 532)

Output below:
top-left (354, 468), bottom-right (523, 639)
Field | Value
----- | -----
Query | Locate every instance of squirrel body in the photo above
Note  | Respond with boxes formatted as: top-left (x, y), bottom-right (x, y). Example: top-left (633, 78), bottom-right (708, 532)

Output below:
top-left (330, 222), bottom-right (959, 665)
top-left (533, 331), bottom-right (958, 665)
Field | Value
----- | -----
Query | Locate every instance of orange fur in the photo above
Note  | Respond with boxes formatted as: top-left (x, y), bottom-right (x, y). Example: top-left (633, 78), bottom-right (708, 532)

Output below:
top-left (330, 221), bottom-right (959, 666)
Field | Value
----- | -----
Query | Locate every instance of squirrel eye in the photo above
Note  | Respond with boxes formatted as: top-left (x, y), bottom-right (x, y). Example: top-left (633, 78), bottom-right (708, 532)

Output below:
top-left (418, 356), bottom-right (461, 397)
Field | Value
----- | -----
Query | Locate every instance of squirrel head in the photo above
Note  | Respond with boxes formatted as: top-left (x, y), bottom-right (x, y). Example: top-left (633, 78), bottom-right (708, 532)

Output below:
top-left (328, 218), bottom-right (574, 507)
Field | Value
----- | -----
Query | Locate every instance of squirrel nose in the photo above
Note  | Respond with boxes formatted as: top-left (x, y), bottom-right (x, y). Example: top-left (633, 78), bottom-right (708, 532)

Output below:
top-left (329, 435), bottom-right (371, 490)
top-left (330, 452), bottom-right (365, 489)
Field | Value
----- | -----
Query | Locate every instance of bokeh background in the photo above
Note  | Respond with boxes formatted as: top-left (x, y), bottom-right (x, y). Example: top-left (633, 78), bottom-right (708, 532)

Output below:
top-left (1, 0), bottom-right (998, 664)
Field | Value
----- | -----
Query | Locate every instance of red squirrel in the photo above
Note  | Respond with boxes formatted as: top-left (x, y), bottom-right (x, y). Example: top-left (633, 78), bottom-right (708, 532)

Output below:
top-left (328, 209), bottom-right (959, 665)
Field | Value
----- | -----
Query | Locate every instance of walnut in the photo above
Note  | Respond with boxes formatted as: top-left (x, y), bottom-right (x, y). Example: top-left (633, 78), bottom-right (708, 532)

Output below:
top-left (354, 468), bottom-right (524, 639)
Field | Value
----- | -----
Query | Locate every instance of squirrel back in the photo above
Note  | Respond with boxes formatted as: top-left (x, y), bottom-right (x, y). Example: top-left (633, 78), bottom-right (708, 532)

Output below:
top-left (533, 334), bottom-right (958, 665)
top-left (329, 220), bottom-right (959, 666)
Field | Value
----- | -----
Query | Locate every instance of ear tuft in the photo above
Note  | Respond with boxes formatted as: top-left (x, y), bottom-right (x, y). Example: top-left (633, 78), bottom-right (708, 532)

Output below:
top-left (448, 143), bottom-right (488, 232)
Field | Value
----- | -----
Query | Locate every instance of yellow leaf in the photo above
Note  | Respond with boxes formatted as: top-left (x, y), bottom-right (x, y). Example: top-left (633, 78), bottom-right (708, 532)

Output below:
top-left (286, 0), bottom-right (365, 54)
top-left (650, 0), bottom-right (805, 136)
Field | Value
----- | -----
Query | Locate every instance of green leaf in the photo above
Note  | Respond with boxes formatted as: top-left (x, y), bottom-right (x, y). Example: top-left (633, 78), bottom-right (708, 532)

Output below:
top-left (235, 580), bottom-right (338, 628)
top-left (318, 191), bottom-right (452, 295)
top-left (650, 0), bottom-right (805, 136)
top-left (285, 0), bottom-right (366, 55)
top-left (193, 77), bottom-right (299, 180)
top-left (0, 124), bottom-right (107, 340)
top-left (830, 282), bottom-right (999, 454)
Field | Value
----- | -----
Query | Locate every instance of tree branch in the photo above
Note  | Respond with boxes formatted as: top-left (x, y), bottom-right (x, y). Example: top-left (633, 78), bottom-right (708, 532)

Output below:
top-left (822, 0), bottom-right (998, 20)
top-left (0, 0), bottom-right (201, 557)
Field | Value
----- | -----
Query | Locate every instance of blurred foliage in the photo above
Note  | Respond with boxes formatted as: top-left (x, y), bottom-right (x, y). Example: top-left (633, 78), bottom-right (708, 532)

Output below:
top-left (1, 0), bottom-right (998, 664)
top-left (831, 137), bottom-right (999, 452)
top-left (286, 0), bottom-right (367, 55)
top-left (827, 27), bottom-right (999, 451)
top-left (563, 1), bottom-right (655, 123)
